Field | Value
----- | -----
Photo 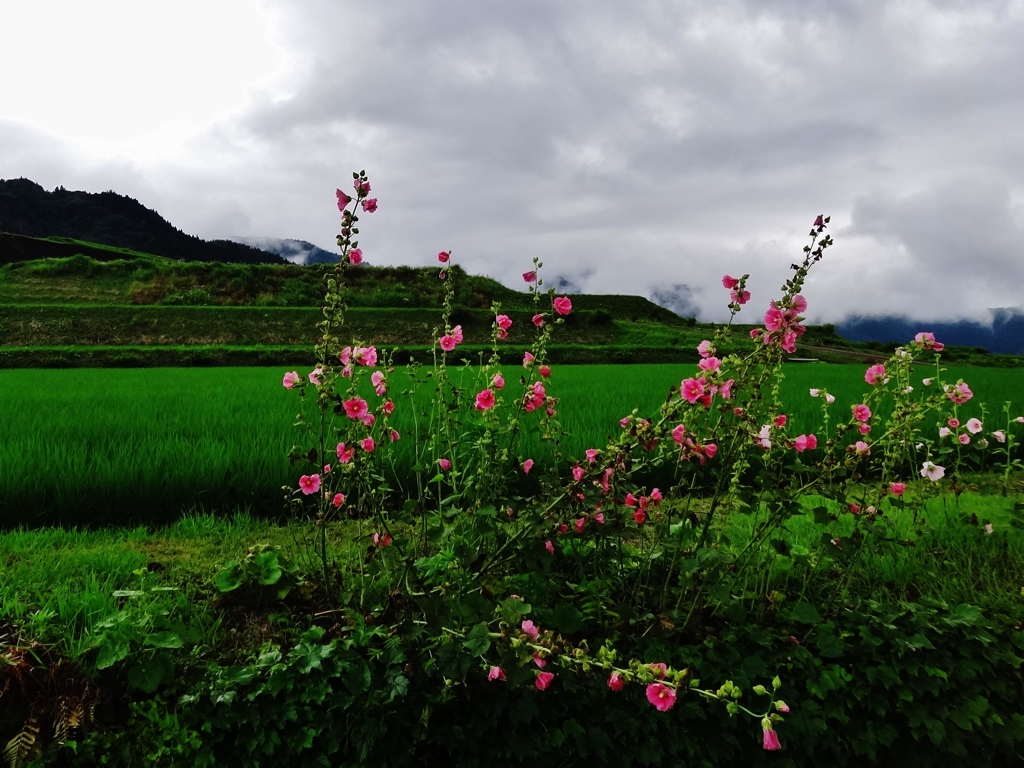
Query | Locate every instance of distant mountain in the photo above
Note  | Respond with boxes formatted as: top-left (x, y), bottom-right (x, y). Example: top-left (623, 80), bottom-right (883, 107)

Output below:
top-left (837, 310), bottom-right (1024, 355)
top-left (231, 236), bottom-right (339, 265)
top-left (0, 178), bottom-right (284, 265)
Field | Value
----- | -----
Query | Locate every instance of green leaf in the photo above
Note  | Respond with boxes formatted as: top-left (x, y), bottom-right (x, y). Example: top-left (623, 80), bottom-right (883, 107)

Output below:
top-left (254, 551), bottom-right (283, 585)
top-left (95, 634), bottom-right (131, 670)
top-left (145, 630), bottom-right (183, 649)
top-left (214, 561), bottom-right (244, 593)
top-left (548, 605), bottom-right (584, 635)
top-left (812, 506), bottom-right (832, 525)
top-left (464, 623), bottom-right (491, 656)
top-left (127, 654), bottom-right (174, 693)
top-left (111, 589), bottom-right (146, 598)
top-left (792, 602), bottom-right (822, 625)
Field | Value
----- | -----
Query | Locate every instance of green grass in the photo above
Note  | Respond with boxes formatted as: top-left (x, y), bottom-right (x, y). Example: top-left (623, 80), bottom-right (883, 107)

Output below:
top-left (0, 364), bottom-right (1021, 527)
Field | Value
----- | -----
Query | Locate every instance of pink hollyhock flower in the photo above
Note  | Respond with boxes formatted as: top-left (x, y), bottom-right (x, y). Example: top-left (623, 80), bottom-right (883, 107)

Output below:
top-left (523, 351), bottom-right (535, 367)
top-left (585, 448), bottom-right (599, 463)
top-left (372, 532), bottom-right (391, 547)
top-left (858, 423), bottom-right (871, 435)
top-left (719, 379), bottom-right (734, 400)
top-left (349, 248), bottom-right (363, 265)
top-left (671, 424), bottom-right (686, 445)
top-left (323, 464), bottom-right (331, 475)
top-left (792, 294), bottom-right (808, 313)
top-left (750, 328), bottom-right (763, 339)
top-left (343, 398), bottom-right (369, 420)
top-left (958, 433), bottom-right (971, 445)
top-left (966, 418), bottom-right (983, 434)
top-left (826, 393), bottom-right (836, 404)
top-left (282, 371), bottom-right (300, 389)
top-left (680, 377), bottom-right (705, 405)
top-left (554, 296), bottom-right (572, 316)
top-left (332, 493), bottom-right (345, 508)
top-left (491, 373), bottom-right (505, 390)
top-left (764, 305), bottom-right (786, 332)
top-left (495, 314), bottom-right (512, 331)
top-left (946, 381), bottom-right (973, 405)
top-left (809, 388), bottom-right (820, 398)
top-left (698, 356), bottom-right (721, 373)
top-left (608, 673), bottom-right (624, 691)
top-left (793, 434), bottom-right (817, 452)
top-left (704, 443), bottom-right (718, 458)
top-left (353, 345), bottom-right (377, 366)
top-left (854, 441), bottom-right (870, 455)
top-left (776, 700), bottom-right (791, 714)
top-left (937, 427), bottom-right (950, 439)
top-left (730, 289), bottom-right (750, 305)
top-left (438, 458), bottom-right (452, 471)
top-left (361, 437), bottom-right (375, 452)
top-left (339, 347), bottom-right (352, 366)
top-left (438, 271), bottom-right (446, 280)
top-left (438, 250), bottom-right (451, 263)
top-left (594, 512), bottom-right (605, 524)
top-left (308, 367), bottom-right (324, 386)
top-left (757, 425), bottom-right (772, 450)
top-left (624, 493), bottom-right (637, 508)
top-left (697, 340), bottom-right (714, 358)
top-left (361, 413), bottom-right (376, 428)
top-left (535, 672), bottom-right (555, 691)
top-left (849, 503), bottom-right (861, 514)
top-left (522, 620), bottom-right (540, 641)
top-left (488, 666), bottom-right (506, 681)
top-left (538, 365), bottom-right (551, 378)
top-left (865, 364), bottom-right (886, 385)
top-left (452, 326), bottom-right (464, 344)
top-left (532, 654), bottom-right (547, 668)
top-left (523, 271), bottom-right (537, 283)
top-left (299, 474), bottom-right (321, 495)
top-left (522, 458), bottom-right (535, 474)
top-left (650, 488), bottom-right (663, 504)
top-left (890, 482), bottom-right (906, 496)
top-left (336, 443), bottom-right (354, 463)
top-left (371, 370), bottom-right (385, 388)
top-left (361, 198), bottom-right (378, 213)
top-left (852, 404), bottom-right (872, 422)
top-left (774, 414), bottom-right (787, 428)
top-left (390, 429), bottom-right (400, 442)
top-left (532, 313), bottom-right (545, 327)
top-left (600, 467), bottom-right (613, 494)
top-left (572, 465), bottom-right (584, 482)
top-left (992, 430), bottom-right (1006, 443)
top-left (649, 663), bottom-right (668, 679)
top-left (475, 388), bottom-right (496, 411)
top-left (574, 517), bottom-right (586, 532)
top-left (722, 275), bottom-right (739, 289)
top-left (439, 335), bottom-right (457, 352)
top-left (336, 188), bottom-right (352, 209)
top-left (633, 509), bottom-right (647, 525)
top-left (646, 683), bottom-right (676, 712)
top-left (921, 461), bottom-right (945, 481)
top-left (914, 331), bottom-right (944, 352)
top-left (948, 418), bottom-right (961, 428)
top-left (762, 725), bottom-right (781, 751)
top-left (545, 540), bottom-right (555, 554)
top-left (354, 179), bottom-right (370, 194)
top-left (383, 400), bottom-right (395, 415)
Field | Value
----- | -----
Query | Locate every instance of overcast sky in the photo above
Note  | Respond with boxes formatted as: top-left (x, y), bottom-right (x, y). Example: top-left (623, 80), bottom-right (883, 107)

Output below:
top-left (2, 0), bottom-right (1022, 323)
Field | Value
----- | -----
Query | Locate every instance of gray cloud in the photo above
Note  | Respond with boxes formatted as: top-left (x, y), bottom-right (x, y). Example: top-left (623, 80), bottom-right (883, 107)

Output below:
top-left (2, 0), bottom-right (1023, 325)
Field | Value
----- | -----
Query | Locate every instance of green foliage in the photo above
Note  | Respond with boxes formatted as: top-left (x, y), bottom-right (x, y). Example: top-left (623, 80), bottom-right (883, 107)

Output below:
top-left (214, 544), bottom-right (306, 604)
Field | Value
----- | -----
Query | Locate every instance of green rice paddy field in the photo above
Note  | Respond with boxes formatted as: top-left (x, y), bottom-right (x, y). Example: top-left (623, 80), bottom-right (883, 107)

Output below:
top-left (1, 364), bottom-right (1020, 527)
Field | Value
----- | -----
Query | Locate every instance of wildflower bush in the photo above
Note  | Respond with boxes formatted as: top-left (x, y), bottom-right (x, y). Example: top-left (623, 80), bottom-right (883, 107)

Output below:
top-left (251, 178), bottom-right (1024, 764)
top-left (22, 176), bottom-right (1024, 768)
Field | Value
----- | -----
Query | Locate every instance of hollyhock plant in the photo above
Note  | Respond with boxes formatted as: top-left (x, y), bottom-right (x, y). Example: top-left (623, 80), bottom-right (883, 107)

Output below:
top-left (793, 434), bottom-right (817, 452)
top-left (993, 430), bottom-right (1006, 443)
top-left (361, 437), bottom-right (375, 452)
top-left (343, 398), bottom-right (369, 420)
top-left (890, 482), bottom-right (906, 496)
top-left (522, 620), bottom-right (540, 641)
top-left (336, 443), bottom-right (355, 463)
top-left (553, 296), bottom-right (572, 316)
top-left (349, 248), bottom-right (363, 265)
top-left (959, 433), bottom-right (971, 445)
top-left (646, 683), bottom-right (677, 712)
top-left (535, 672), bottom-right (555, 691)
top-left (864, 364), bottom-right (886, 385)
top-left (495, 314), bottom-right (512, 331)
top-left (532, 313), bottom-right (545, 327)
top-left (361, 198), bottom-right (377, 213)
top-left (921, 461), bottom-right (945, 482)
top-left (946, 381), bottom-right (973, 405)
top-left (438, 458), bottom-right (452, 471)
top-left (332, 493), bottom-right (345, 508)
top-left (762, 724), bottom-right (782, 751)
top-left (439, 334), bottom-right (457, 352)
top-left (475, 389), bottom-right (496, 411)
top-left (914, 331), bottom-right (945, 351)
top-left (522, 459), bottom-right (535, 474)
top-left (335, 188), bottom-right (352, 209)
top-left (488, 666), bottom-right (506, 681)
top-left (491, 373), bottom-right (505, 390)
top-left (299, 474), bottom-right (321, 495)
top-left (608, 673), bottom-right (624, 691)
top-left (852, 404), bottom-right (872, 422)
top-left (722, 275), bottom-right (739, 289)
top-left (730, 289), bottom-right (750, 305)
top-left (966, 418), bottom-right (983, 434)
top-left (523, 270), bottom-right (537, 283)
top-left (282, 371), bottom-right (300, 389)
top-left (438, 250), bottom-right (451, 263)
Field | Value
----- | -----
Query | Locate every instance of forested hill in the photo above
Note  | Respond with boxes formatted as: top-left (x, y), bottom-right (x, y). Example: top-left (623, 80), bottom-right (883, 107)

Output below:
top-left (0, 178), bottom-right (284, 265)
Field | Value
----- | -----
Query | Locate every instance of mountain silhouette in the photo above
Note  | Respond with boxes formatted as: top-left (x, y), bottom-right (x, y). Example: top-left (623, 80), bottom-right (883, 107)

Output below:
top-left (0, 178), bottom-right (284, 264)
